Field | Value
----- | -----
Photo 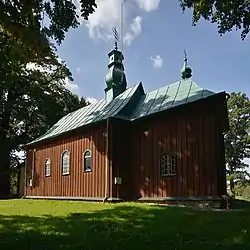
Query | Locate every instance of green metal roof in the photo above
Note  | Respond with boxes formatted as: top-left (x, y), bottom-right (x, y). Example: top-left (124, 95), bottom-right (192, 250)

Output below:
top-left (26, 79), bottom-right (219, 147)
top-left (128, 79), bottom-right (215, 120)
top-left (26, 84), bottom-right (142, 146)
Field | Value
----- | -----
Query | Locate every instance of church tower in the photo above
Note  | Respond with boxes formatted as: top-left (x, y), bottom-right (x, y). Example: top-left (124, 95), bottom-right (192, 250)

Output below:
top-left (105, 29), bottom-right (127, 102)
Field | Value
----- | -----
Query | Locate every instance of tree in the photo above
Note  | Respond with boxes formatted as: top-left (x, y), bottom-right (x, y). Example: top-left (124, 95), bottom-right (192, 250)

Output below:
top-left (0, 0), bottom-right (97, 59)
top-left (1, 0), bottom-right (249, 50)
top-left (225, 92), bottom-right (250, 198)
top-left (179, 0), bottom-right (250, 40)
top-left (0, 28), bottom-right (87, 197)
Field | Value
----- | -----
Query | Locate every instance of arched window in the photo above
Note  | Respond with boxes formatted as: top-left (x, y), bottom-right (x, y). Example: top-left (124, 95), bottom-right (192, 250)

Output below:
top-left (45, 158), bottom-right (51, 177)
top-left (83, 150), bottom-right (92, 172)
top-left (62, 150), bottom-right (70, 175)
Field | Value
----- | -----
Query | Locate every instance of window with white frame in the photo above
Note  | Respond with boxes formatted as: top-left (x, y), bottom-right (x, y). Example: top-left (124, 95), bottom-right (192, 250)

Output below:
top-left (62, 151), bottom-right (70, 175)
top-left (83, 150), bottom-right (92, 172)
top-left (160, 153), bottom-right (177, 176)
top-left (45, 158), bottom-right (51, 177)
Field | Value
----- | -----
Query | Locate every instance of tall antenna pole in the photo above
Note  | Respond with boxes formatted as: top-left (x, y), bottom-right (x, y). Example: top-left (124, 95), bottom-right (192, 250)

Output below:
top-left (120, 0), bottom-right (124, 52)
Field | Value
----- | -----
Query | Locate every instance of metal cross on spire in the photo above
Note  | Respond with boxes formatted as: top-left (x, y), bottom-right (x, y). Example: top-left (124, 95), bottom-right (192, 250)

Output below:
top-left (184, 49), bottom-right (187, 63)
top-left (112, 27), bottom-right (119, 50)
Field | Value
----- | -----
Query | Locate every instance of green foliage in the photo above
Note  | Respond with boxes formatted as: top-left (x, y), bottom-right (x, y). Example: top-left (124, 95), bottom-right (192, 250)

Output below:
top-left (0, 0), bottom-right (97, 58)
top-left (80, 0), bottom-right (98, 20)
top-left (0, 200), bottom-right (250, 249)
top-left (225, 92), bottom-right (250, 197)
top-left (1, 28), bottom-right (85, 148)
top-left (242, 185), bottom-right (250, 200)
top-left (0, 27), bottom-right (88, 196)
top-left (179, 0), bottom-right (250, 40)
top-left (235, 181), bottom-right (250, 196)
top-left (0, 0), bottom-right (78, 56)
top-left (235, 181), bottom-right (250, 200)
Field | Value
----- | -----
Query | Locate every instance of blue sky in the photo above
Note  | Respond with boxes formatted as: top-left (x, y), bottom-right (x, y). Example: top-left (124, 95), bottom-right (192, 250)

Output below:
top-left (56, 0), bottom-right (250, 103)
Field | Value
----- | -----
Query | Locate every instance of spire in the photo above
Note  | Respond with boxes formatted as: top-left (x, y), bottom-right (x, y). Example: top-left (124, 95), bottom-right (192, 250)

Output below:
top-left (104, 27), bottom-right (127, 102)
top-left (181, 50), bottom-right (192, 80)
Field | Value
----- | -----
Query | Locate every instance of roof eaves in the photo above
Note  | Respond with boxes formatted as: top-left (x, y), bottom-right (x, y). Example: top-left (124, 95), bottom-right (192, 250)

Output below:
top-left (23, 118), bottom-right (106, 148)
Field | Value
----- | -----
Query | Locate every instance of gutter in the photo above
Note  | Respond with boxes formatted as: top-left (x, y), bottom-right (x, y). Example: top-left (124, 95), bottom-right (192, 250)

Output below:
top-left (103, 118), bottom-right (110, 202)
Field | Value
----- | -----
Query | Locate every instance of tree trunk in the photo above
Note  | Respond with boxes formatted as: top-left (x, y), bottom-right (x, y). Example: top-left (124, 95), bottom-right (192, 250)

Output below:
top-left (16, 167), bottom-right (21, 197)
top-left (230, 179), bottom-right (235, 199)
top-left (0, 143), bottom-right (11, 198)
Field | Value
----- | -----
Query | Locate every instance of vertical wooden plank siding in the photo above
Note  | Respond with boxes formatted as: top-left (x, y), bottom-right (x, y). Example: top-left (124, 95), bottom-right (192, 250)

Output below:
top-left (132, 101), bottom-right (227, 199)
top-left (25, 97), bottom-right (228, 201)
top-left (111, 119), bottom-right (133, 200)
top-left (26, 124), bottom-right (107, 198)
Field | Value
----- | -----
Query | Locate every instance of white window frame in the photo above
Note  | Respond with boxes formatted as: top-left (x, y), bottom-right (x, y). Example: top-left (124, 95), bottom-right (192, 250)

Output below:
top-left (62, 150), bottom-right (70, 175)
top-left (160, 153), bottom-right (177, 177)
top-left (83, 149), bottom-right (92, 172)
top-left (45, 158), bottom-right (51, 177)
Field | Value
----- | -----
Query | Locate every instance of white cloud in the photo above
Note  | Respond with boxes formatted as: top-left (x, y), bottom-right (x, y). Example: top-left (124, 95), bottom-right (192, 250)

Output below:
top-left (134, 0), bottom-right (161, 12)
top-left (64, 78), bottom-right (79, 94)
top-left (150, 54), bottom-right (163, 68)
top-left (74, 0), bottom-right (160, 46)
top-left (86, 97), bottom-right (98, 104)
top-left (124, 16), bottom-right (142, 46)
top-left (75, 0), bottom-right (121, 39)
top-left (76, 67), bottom-right (81, 74)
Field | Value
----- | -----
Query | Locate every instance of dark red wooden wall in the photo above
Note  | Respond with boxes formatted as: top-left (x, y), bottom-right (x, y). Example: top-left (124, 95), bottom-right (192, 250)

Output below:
top-left (111, 119), bottom-right (133, 200)
top-left (25, 124), bottom-right (108, 198)
top-left (130, 95), bottom-right (227, 199)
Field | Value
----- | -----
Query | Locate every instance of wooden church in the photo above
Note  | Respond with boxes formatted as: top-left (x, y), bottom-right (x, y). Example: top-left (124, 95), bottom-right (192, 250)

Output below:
top-left (24, 45), bottom-right (230, 205)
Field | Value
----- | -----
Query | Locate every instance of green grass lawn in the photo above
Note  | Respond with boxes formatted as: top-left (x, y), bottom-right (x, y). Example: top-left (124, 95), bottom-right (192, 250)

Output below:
top-left (0, 199), bottom-right (250, 250)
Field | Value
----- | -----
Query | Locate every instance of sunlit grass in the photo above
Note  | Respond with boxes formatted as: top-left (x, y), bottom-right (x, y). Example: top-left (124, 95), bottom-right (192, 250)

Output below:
top-left (0, 199), bottom-right (249, 249)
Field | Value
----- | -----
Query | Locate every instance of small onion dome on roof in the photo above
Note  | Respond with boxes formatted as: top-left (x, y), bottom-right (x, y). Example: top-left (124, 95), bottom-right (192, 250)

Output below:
top-left (181, 50), bottom-right (192, 80)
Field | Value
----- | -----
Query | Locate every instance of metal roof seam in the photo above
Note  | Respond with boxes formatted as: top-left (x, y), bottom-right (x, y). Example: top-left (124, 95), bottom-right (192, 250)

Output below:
top-left (171, 80), bottom-right (182, 108)
top-left (157, 85), bottom-right (170, 113)
top-left (144, 88), bottom-right (160, 117)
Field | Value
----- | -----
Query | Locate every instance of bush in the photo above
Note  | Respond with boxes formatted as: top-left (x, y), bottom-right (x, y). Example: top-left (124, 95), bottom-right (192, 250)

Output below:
top-left (9, 167), bottom-right (19, 197)
top-left (242, 185), bottom-right (250, 200)
top-left (235, 182), bottom-right (247, 197)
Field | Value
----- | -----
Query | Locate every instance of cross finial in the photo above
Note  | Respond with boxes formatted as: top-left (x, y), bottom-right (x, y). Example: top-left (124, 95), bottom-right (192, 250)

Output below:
top-left (181, 49), bottom-right (192, 80)
top-left (184, 49), bottom-right (187, 63)
top-left (112, 27), bottom-right (119, 50)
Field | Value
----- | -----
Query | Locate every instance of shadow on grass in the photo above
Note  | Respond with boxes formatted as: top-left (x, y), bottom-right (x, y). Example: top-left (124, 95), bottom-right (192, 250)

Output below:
top-left (0, 205), bottom-right (250, 250)
top-left (233, 198), bottom-right (250, 209)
